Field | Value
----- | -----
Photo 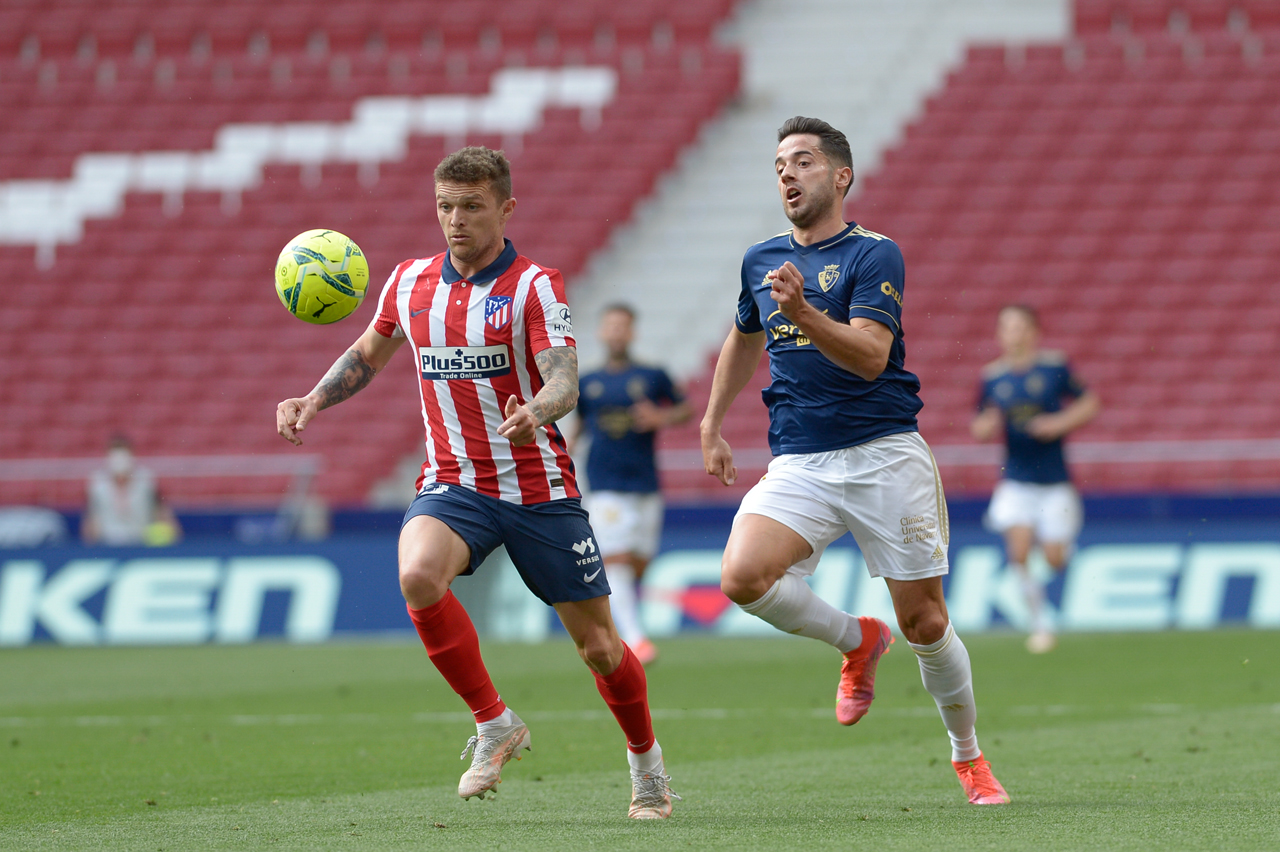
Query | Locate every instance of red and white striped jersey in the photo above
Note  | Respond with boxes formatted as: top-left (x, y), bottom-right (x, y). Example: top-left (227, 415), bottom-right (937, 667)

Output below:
top-left (373, 240), bottom-right (579, 505)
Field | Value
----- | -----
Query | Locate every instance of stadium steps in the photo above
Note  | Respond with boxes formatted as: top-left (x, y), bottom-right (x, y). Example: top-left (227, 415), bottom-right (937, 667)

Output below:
top-left (654, 1), bottom-right (1280, 500)
top-left (0, 0), bottom-right (742, 508)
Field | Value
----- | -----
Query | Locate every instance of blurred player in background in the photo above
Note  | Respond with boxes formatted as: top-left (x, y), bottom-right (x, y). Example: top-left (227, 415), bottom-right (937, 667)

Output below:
top-left (82, 435), bottom-right (181, 546)
top-left (701, 116), bottom-right (1009, 805)
top-left (572, 304), bottom-right (692, 666)
top-left (970, 305), bottom-right (1100, 654)
top-left (276, 147), bottom-right (676, 819)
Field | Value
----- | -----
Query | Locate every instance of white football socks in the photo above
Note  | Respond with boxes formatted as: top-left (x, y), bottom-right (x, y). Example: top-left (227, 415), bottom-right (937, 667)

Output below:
top-left (910, 622), bottom-right (981, 763)
top-left (605, 563), bottom-right (645, 646)
top-left (1010, 561), bottom-right (1047, 634)
top-left (627, 740), bottom-right (664, 773)
top-left (739, 572), bottom-right (863, 653)
top-left (477, 707), bottom-right (516, 735)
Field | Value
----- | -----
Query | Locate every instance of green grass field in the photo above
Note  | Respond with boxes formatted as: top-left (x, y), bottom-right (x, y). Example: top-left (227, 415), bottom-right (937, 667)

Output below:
top-left (3, 631), bottom-right (1278, 851)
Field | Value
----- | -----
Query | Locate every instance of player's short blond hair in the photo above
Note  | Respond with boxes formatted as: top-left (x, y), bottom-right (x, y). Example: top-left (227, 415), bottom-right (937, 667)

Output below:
top-left (434, 147), bottom-right (512, 200)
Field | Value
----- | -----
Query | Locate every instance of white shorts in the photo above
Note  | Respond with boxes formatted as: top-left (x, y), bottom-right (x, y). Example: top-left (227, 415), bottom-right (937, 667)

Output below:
top-left (986, 479), bottom-right (1082, 544)
top-left (734, 432), bottom-right (950, 582)
top-left (583, 491), bottom-right (664, 560)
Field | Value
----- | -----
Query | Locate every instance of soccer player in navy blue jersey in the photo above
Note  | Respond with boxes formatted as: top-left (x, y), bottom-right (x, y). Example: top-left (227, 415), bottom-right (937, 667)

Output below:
top-left (971, 305), bottom-right (1100, 654)
top-left (700, 116), bottom-right (1009, 805)
top-left (572, 304), bottom-right (692, 666)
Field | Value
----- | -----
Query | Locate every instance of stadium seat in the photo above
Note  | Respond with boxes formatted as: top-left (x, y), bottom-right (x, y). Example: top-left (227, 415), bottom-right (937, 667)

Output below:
top-left (0, 0), bottom-right (743, 507)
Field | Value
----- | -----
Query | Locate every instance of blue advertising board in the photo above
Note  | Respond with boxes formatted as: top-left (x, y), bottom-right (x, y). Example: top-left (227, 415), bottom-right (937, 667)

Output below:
top-left (2, 500), bottom-right (1278, 646)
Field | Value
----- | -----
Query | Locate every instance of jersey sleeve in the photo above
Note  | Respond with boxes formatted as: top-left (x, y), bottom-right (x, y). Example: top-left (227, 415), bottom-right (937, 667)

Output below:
top-left (847, 239), bottom-right (905, 334)
top-left (976, 378), bottom-right (996, 411)
top-left (525, 268), bottom-right (576, 353)
top-left (372, 263), bottom-right (407, 339)
top-left (576, 373), bottom-right (595, 418)
top-left (653, 368), bottom-right (683, 405)
top-left (1062, 363), bottom-right (1088, 399)
top-left (735, 255), bottom-right (763, 334)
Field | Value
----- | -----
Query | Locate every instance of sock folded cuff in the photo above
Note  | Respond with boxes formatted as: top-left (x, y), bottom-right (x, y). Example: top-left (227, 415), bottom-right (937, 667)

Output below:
top-left (737, 577), bottom-right (783, 616)
top-left (594, 644), bottom-right (645, 697)
top-left (909, 621), bottom-right (956, 656)
top-left (406, 592), bottom-right (454, 627)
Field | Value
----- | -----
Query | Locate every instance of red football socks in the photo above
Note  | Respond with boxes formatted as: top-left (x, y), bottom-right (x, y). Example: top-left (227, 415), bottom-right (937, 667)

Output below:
top-left (406, 593), bottom-right (505, 723)
top-left (593, 644), bottom-right (655, 753)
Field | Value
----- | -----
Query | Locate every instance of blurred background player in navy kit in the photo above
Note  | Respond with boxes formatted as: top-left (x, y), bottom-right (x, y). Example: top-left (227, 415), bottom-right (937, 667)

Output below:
top-left (970, 305), bottom-right (1101, 654)
top-left (572, 304), bottom-right (692, 665)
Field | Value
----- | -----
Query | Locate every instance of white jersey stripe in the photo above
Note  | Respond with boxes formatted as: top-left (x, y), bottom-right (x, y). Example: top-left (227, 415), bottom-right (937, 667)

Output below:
top-left (394, 260), bottom-right (437, 487)
top-left (529, 271), bottom-right (572, 498)
top-left (465, 281), bottom-right (522, 502)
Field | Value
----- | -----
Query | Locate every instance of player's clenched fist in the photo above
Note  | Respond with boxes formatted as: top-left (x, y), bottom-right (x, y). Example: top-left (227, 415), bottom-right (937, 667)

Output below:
top-left (700, 432), bottom-right (738, 487)
top-left (766, 261), bottom-right (808, 321)
top-left (497, 394), bottom-right (539, 447)
top-left (277, 396), bottom-right (318, 446)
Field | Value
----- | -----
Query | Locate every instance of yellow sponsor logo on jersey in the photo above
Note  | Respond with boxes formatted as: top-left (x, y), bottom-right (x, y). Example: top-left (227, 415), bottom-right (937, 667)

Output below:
top-left (880, 280), bottom-right (903, 307)
top-left (766, 307), bottom-right (830, 347)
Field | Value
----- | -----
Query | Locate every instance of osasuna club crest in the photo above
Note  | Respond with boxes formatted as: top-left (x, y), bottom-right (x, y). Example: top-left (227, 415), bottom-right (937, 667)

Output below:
top-left (818, 264), bottom-right (841, 291)
top-left (485, 295), bottom-right (513, 330)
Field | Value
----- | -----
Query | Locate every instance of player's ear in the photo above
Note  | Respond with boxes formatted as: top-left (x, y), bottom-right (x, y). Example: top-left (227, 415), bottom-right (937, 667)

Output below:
top-left (835, 166), bottom-right (853, 193)
top-left (500, 196), bottom-right (517, 223)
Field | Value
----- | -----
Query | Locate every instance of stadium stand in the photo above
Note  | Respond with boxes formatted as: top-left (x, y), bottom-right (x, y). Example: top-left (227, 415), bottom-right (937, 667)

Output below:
top-left (657, 0), bottom-right (1280, 500)
top-left (0, 0), bottom-right (740, 507)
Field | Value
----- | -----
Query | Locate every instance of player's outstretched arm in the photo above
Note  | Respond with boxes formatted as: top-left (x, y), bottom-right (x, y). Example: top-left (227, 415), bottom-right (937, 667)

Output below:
top-left (971, 406), bottom-right (1003, 442)
top-left (498, 346), bottom-right (579, 447)
top-left (276, 322), bottom-right (404, 446)
top-left (700, 328), bottom-right (765, 486)
top-left (1027, 390), bottom-right (1102, 442)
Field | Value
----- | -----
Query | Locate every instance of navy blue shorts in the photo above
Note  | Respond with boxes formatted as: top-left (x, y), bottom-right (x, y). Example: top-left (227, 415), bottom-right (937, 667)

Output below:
top-left (402, 484), bottom-right (610, 605)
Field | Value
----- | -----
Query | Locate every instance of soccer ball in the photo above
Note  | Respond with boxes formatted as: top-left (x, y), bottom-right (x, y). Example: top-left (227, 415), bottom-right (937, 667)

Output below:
top-left (274, 229), bottom-right (370, 324)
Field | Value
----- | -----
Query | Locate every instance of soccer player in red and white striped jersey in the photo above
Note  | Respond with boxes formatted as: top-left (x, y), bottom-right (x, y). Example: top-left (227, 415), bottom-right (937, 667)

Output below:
top-left (276, 148), bottom-right (676, 819)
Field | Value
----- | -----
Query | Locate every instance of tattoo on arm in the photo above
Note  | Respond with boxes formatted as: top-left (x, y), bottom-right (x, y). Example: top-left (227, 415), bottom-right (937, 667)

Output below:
top-left (528, 347), bottom-right (579, 426)
top-left (311, 349), bottom-right (378, 411)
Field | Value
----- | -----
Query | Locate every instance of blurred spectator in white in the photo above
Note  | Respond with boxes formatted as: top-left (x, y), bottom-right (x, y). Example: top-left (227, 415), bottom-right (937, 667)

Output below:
top-left (82, 436), bottom-right (182, 546)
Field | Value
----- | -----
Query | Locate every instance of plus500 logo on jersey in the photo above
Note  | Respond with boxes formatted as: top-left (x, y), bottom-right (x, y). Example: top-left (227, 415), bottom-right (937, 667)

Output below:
top-left (419, 345), bottom-right (511, 380)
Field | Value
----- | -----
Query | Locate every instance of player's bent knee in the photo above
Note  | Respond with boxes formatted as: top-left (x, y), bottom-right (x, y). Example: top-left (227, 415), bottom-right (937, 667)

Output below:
top-left (897, 608), bottom-right (948, 646)
top-left (579, 632), bottom-right (624, 675)
top-left (720, 565), bottom-right (771, 606)
top-left (398, 560), bottom-right (454, 609)
top-left (1042, 543), bottom-right (1070, 570)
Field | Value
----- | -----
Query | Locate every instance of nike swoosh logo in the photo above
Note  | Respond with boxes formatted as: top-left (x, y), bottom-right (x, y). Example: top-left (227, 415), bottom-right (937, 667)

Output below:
top-left (583, 567), bottom-right (603, 583)
top-left (410, 307), bottom-right (429, 317)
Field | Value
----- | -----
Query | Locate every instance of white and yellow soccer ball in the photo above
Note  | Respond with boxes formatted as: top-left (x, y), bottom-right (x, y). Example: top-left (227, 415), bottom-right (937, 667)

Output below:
top-left (274, 229), bottom-right (370, 324)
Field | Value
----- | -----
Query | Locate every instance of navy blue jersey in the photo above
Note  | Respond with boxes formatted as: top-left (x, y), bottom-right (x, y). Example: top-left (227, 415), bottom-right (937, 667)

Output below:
top-left (578, 363), bottom-right (683, 493)
top-left (736, 222), bottom-right (922, 455)
top-left (977, 352), bottom-right (1087, 484)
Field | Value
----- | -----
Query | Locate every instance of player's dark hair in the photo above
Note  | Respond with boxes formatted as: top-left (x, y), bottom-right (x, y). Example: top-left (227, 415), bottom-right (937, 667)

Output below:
top-left (434, 146), bottom-right (512, 200)
top-left (1001, 303), bottom-right (1041, 328)
top-left (777, 116), bottom-right (854, 197)
top-left (601, 303), bottom-right (636, 320)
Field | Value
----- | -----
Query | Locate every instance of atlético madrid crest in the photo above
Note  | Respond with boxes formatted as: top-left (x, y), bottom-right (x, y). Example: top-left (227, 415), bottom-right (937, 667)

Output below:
top-left (485, 295), bottom-right (513, 330)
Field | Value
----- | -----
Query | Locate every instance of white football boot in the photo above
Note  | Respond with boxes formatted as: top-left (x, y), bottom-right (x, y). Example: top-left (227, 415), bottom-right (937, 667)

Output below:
top-left (457, 713), bottom-right (531, 800)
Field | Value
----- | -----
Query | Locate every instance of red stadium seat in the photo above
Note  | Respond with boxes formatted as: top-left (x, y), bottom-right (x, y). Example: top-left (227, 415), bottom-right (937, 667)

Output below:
top-left (0, 3), bottom-right (743, 506)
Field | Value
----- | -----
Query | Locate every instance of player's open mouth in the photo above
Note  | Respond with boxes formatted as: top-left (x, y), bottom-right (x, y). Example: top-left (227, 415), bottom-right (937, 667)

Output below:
top-left (786, 188), bottom-right (801, 202)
